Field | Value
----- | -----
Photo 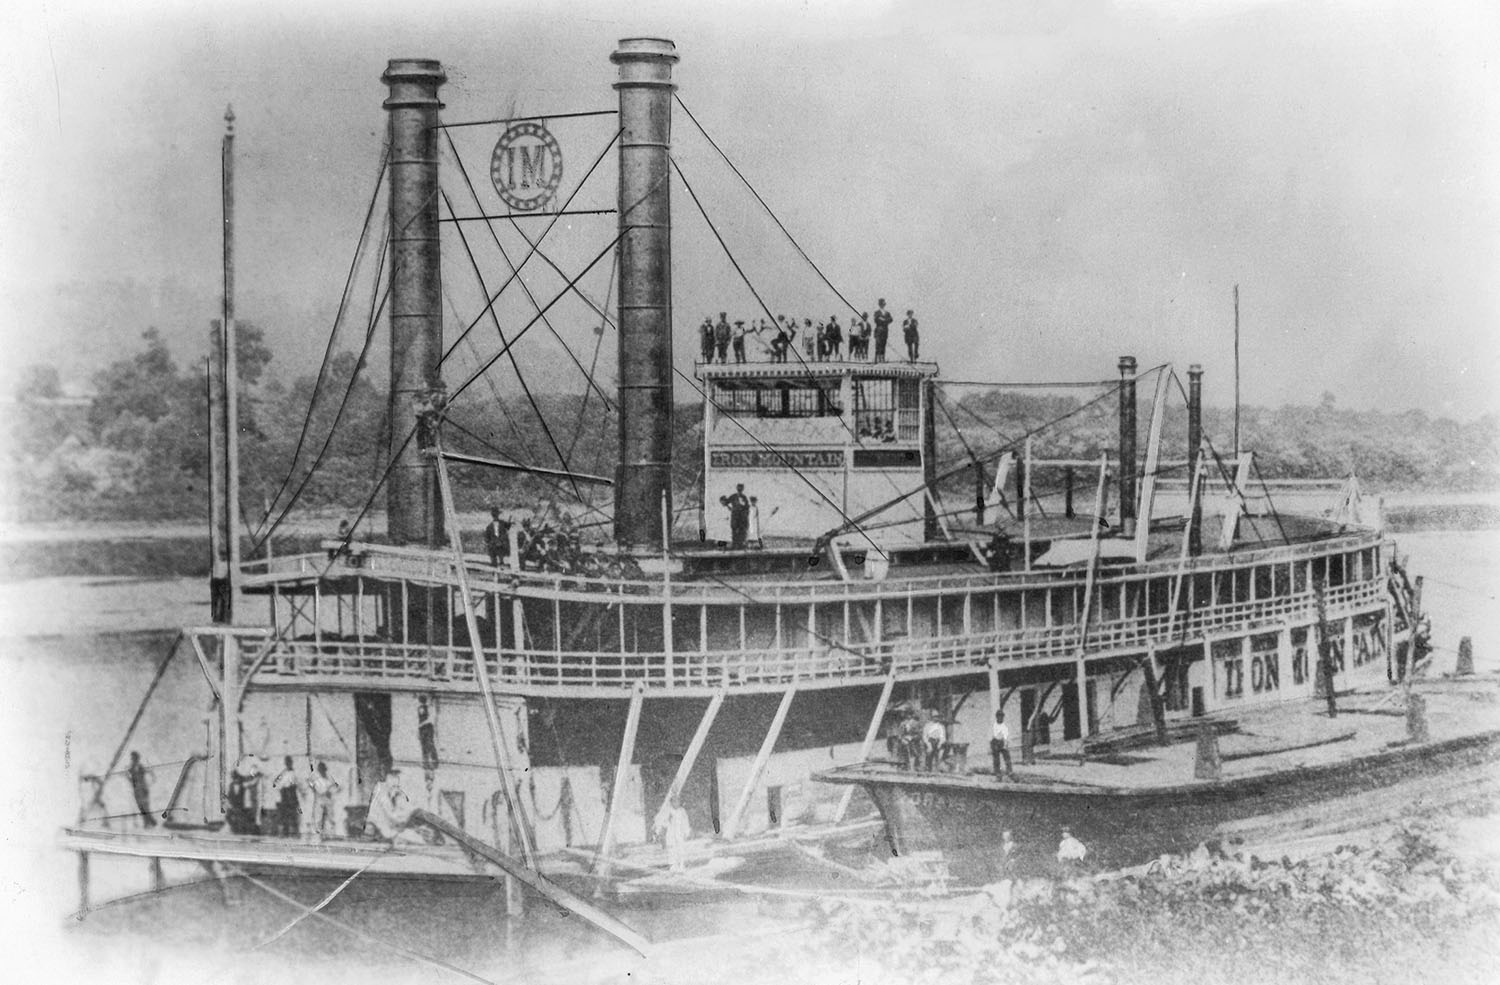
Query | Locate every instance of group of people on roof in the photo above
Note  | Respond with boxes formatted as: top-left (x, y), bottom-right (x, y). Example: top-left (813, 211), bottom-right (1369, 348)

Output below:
top-left (698, 298), bottom-right (923, 365)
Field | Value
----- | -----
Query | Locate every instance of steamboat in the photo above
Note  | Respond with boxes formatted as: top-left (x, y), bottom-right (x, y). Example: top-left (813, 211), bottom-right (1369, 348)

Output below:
top-left (62, 37), bottom-right (1451, 945)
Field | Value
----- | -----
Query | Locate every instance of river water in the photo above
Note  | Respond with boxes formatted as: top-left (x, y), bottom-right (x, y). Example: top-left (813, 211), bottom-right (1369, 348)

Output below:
top-left (0, 527), bottom-right (1495, 984)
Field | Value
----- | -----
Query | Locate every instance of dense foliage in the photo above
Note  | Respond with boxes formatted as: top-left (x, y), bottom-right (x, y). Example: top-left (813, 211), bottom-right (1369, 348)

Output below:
top-left (796, 823), bottom-right (1500, 985)
top-left (4, 329), bottom-right (1495, 525)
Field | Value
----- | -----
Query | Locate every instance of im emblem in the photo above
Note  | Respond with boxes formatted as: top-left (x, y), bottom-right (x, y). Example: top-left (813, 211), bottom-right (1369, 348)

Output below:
top-left (490, 121), bottom-right (564, 211)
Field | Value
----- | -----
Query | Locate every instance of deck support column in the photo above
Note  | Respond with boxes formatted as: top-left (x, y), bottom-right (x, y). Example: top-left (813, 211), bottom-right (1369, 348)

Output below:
top-left (597, 682), bottom-right (646, 866)
top-left (723, 686), bottom-right (796, 840)
top-left (835, 673), bottom-right (897, 823)
top-left (656, 688), bottom-right (725, 826)
top-left (150, 856), bottom-right (165, 893)
top-left (987, 658), bottom-right (1000, 721)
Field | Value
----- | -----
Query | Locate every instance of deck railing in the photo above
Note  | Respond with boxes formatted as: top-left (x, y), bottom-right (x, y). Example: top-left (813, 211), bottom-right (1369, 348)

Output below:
top-left (240, 577), bottom-right (1384, 694)
top-left (239, 527), bottom-right (1386, 608)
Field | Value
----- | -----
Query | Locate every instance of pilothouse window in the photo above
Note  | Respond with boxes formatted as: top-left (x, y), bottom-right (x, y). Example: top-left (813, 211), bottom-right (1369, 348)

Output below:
top-left (712, 379), bottom-right (843, 418)
top-left (853, 378), bottom-right (920, 442)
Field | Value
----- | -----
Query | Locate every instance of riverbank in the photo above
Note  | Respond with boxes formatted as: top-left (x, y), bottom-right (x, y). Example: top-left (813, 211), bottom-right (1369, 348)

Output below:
top-left (2, 491), bottom-right (1498, 582)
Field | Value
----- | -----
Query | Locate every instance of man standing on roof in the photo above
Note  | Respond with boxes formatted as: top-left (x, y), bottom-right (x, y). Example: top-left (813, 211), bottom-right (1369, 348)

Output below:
top-left (700, 317), bottom-right (715, 364)
top-left (714, 313), bottom-right (732, 363)
top-left (903, 309), bottom-right (920, 360)
top-left (872, 299), bottom-right (893, 362)
top-left (826, 315), bottom-right (843, 359)
top-left (719, 484), bottom-right (751, 549)
top-left (732, 320), bottom-right (748, 363)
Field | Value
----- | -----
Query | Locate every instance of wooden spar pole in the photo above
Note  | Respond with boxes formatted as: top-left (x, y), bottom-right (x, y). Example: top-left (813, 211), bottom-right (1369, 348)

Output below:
top-left (834, 671), bottom-right (896, 823)
top-left (662, 491), bottom-right (673, 689)
top-left (433, 447), bottom-right (536, 869)
top-left (723, 685), bottom-right (797, 840)
top-left (596, 682), bottom-right (645, 866)
top-left (655, 689), bottom-right (725, 828)
top-left (221, 105), bottom-right (241, 621)
top-left (1022, 436), bottom-right (1033, 571)
top-left (1073, 454), bottom-right (1109, 743)
top-left (1133, 366), bottom-right (1174, 563)
top-left (1233, 283), bottom-right (1241, 460)
top-left (1165, 450), bottom-right (1206, 641)
top-left (411, 810), bottom-right (652, 957)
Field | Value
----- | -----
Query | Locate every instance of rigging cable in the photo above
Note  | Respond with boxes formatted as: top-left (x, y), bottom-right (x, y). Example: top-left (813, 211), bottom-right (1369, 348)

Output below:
top-left (251, 151), bottom-right (389, 541)
top-left (441, 188), bottom-right (583, 502)
top-left (673, 94), bottom-right (862, 321)
top-left (439, 128), bottom-right (623, 367)
top-left (441, 129), bottom-right (614, 410)
top-left (567, 250), bottom-right (617, 464)
top-left (446, 233), bottom-right (624, 407)
top-left (826, 366), bottom-right (1165, 539)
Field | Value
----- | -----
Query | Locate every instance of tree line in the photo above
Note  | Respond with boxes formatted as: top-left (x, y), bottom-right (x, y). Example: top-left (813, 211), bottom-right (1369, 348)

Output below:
top-left (5, 329), bottom-right (1495, 525)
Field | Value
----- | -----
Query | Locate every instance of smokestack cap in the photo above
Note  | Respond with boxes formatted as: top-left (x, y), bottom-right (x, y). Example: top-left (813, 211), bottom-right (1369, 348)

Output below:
top-left (1118, 355), bottom-right (1137, 375)
top-left (1188, 363), bottom-right (1203, 376)
top-left (612, 37), bottom-right (678, 89)
top-left (383, 58), bottom-right (446, 110)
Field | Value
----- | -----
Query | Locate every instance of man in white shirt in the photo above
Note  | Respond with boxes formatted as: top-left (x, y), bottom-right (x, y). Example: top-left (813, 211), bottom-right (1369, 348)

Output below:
top-left (990, 710), bottom-right (1015, 780)
top-left (922, 712), bottom-right (947, 772)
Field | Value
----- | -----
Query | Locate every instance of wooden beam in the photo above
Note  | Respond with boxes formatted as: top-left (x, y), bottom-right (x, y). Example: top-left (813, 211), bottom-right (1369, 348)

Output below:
top-left (723, 686), bottom-right (797, 840)
top-left (597, 682), bottom-right (646, 862)
top-left (834, 673), bottom-right (896, 823)
top-left (411, 809), bottom-right (651, 957)
top-left (1134, 366), bottom-right (1174, 562)
top-left (655, 689), bottom-right (725, 825)
top-left (435, 447), bottom-right (536, 869)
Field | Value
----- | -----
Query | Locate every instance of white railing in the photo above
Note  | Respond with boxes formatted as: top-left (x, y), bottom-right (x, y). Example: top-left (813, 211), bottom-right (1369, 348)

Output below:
top-left (241, 577), bottom-right (1384, 694)
top-left (239, 527), bottom-right (1387, 611)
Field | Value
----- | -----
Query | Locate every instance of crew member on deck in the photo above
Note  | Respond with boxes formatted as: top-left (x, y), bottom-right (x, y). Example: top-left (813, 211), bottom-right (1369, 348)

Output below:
top-left (126, 751), bottom-right (154, 829)
top-left (720, 484), bottom-right (752, 549)
top-left (308, 760), bottom-right (341, 840)
top-left (922, 711), bottom-right (947, 771)
top-left (990, 710), bottom-right (1015, 780)
top-left (272, 755), bottom-right (301, 838)
top-left (902, 309), bottom-right (920, 360)
top-left (700, 317), bottom-right (715, 363)
top-left (826, 315), bottom-right (843, 359)
top-left (484, 507), bottom-right (511, 567)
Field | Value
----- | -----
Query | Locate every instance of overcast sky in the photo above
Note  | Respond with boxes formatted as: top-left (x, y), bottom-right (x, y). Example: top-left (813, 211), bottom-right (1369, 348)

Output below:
top-left (2, 0), bottom-right (1496, 418)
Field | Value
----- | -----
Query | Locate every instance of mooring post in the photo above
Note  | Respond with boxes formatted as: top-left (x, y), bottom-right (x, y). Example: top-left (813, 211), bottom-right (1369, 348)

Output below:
top-left (76, 852), bottom-right (89, 921)
top-left (1456, 636), bottom-right (1474, 676)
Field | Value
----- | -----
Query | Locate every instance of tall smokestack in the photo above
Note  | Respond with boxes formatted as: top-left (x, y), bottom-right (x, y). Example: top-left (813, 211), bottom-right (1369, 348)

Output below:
top-left (1187, 364), bottom-right (1203, 557)
top-left (383, 59), bottom-right (446, 546)
top-left (611, 38), bottom-right (678, 548)
top-left (1118, 356), bottom-right (1138, 536)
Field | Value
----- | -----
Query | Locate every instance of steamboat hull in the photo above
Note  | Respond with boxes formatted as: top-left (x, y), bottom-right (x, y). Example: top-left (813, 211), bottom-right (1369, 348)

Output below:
top-left (824, 721), bottom-right (1500, 882)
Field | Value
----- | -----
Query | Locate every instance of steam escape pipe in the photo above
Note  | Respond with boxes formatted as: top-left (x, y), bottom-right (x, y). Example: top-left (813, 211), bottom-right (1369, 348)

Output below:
top-left (611, 38), bottom-right (678, 548)
top-left (1187, 364), bottom-right (1204, 557)
top-left (1117, 355), bottom-right (1138, 537)
top-left (383, 59), bottom-right (447, 547)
